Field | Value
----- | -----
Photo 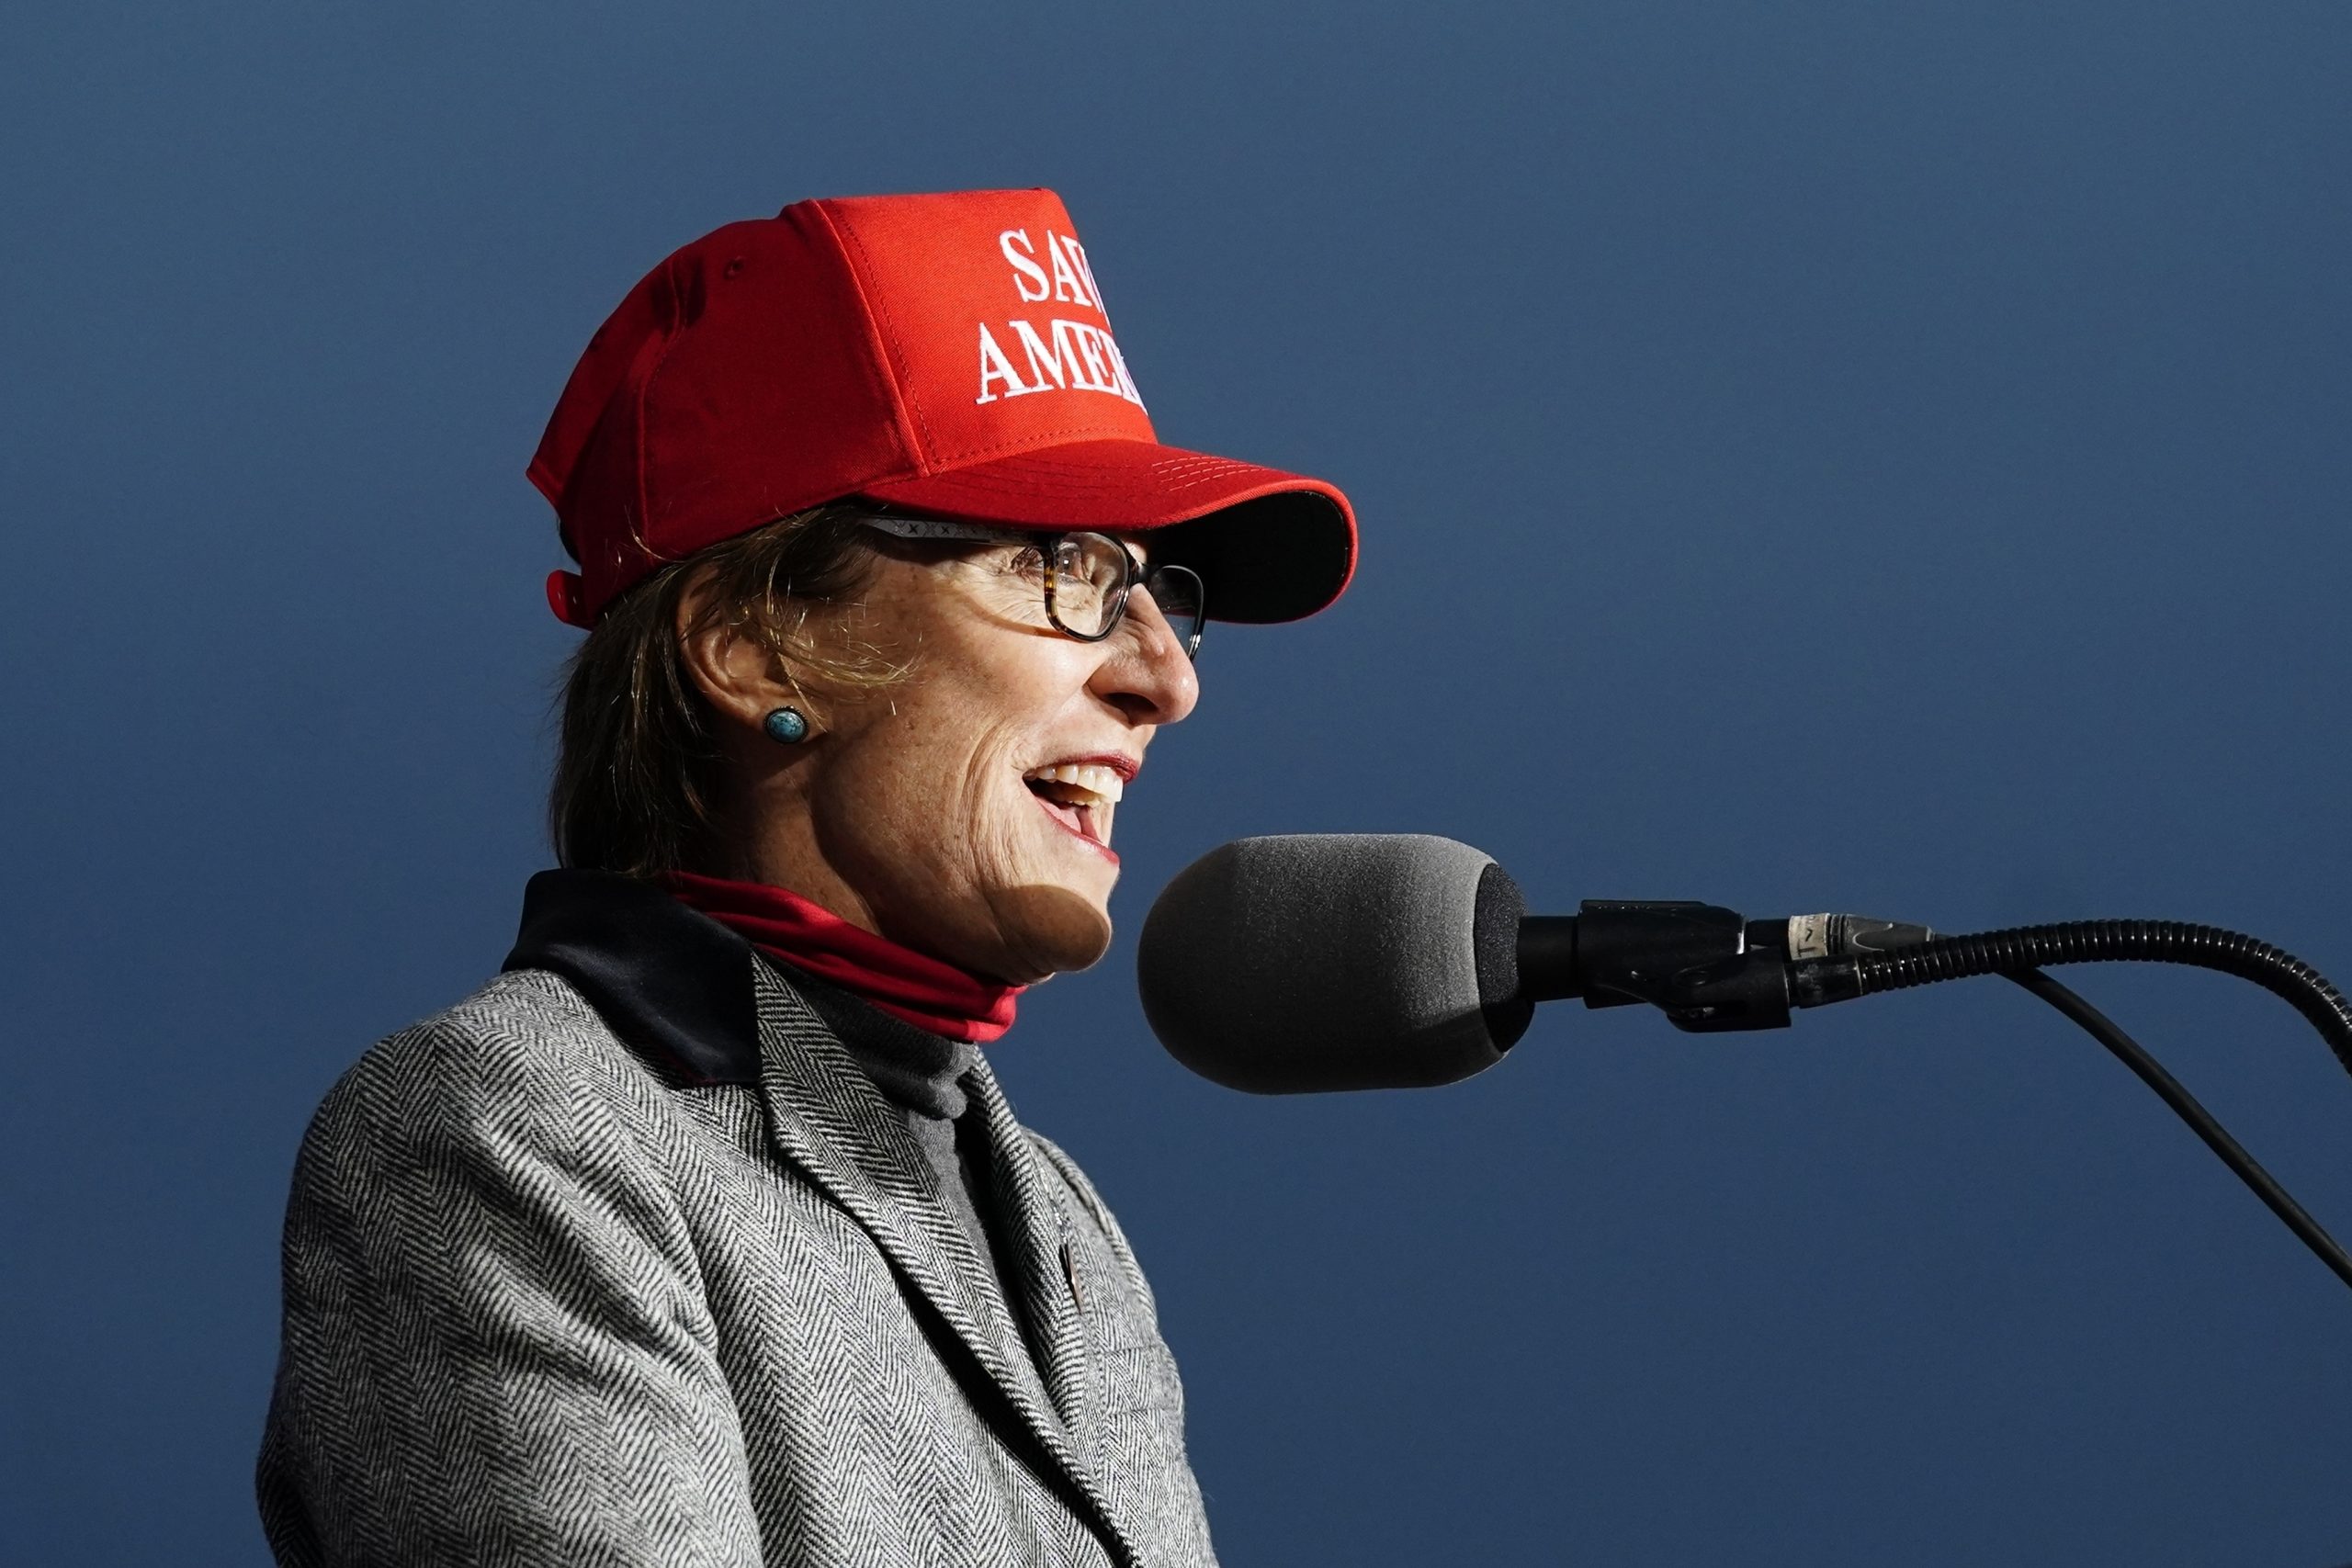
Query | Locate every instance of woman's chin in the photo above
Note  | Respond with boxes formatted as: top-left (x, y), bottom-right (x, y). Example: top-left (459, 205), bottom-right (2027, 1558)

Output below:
top-left (979, 881), bottom-right (1116, 982)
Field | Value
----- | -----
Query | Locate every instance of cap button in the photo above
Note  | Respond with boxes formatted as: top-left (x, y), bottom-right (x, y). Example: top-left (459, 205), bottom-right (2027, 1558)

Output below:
top-left (546, 570), bottom-right (588, 627)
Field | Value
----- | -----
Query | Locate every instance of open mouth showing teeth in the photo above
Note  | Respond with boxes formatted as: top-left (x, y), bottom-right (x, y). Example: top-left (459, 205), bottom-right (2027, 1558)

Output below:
top-left (1023, 761), bottom-right (1125, 854)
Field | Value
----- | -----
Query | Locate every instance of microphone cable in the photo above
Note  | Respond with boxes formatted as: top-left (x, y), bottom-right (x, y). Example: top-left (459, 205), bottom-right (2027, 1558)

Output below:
top-left (2005, 969), bottom-right (2352, 1293)
top-left (1788, 923), bottom-right (2352, 1292)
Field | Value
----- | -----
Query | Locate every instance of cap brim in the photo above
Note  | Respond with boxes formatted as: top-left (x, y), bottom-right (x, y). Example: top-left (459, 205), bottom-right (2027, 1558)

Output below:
top-left (858, 438), bottom-right (1356, 624)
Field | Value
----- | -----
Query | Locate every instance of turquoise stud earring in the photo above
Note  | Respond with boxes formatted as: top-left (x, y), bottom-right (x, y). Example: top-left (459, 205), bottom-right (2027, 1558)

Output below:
top-left (762, 706), bottom-right (810, 745)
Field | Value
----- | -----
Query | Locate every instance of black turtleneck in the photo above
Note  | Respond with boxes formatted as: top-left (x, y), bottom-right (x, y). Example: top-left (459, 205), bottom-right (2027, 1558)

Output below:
top-left (786, 967), bottom-right (978, 1119)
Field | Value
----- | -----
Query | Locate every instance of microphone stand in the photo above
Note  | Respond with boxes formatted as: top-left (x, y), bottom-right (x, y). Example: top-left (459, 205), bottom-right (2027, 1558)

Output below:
top-left (1519, 906), bottom-right (2352, 1294)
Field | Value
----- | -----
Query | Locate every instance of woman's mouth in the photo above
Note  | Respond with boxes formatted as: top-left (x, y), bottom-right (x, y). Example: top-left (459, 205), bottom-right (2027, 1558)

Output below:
top-left (1022, 761), bottom-right (1125, 861)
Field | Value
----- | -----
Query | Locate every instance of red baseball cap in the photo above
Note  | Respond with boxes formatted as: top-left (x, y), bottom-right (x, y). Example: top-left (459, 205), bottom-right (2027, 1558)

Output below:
top-left (529, 187), bottom-right (1358, 629)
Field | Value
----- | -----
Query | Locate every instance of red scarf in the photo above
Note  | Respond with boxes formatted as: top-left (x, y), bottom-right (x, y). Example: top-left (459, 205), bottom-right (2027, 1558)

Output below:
top-left (665, 873), bottom-right (1023, 1043)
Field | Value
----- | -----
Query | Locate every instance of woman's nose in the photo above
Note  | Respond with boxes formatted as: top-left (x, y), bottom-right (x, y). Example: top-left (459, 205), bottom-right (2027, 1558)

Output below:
top-left (1091, 588), bottom-right (1200, 725)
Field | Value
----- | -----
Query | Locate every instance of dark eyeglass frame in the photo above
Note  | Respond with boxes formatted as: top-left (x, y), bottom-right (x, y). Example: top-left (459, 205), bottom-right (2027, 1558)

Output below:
top-left (857, 514), bottom-right (1207, 660)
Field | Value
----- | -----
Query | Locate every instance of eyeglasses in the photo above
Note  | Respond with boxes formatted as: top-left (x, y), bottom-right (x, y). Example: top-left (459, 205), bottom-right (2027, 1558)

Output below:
top-left (858, 515), bottom-right (1207, 660)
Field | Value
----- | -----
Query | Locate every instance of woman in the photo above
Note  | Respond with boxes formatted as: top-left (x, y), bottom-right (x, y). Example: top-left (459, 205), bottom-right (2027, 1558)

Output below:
top-left (256, 187), bottom-right (1356, 1567)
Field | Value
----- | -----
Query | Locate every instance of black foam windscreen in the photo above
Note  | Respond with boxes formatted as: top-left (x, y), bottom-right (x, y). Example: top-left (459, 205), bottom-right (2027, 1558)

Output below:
top-left (1136, 834), bottom-right (1529, 1094)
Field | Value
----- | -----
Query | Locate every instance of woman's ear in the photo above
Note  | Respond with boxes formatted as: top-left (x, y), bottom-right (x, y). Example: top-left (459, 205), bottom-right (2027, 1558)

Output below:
top-left (674, 568), bottom-right (808, 735)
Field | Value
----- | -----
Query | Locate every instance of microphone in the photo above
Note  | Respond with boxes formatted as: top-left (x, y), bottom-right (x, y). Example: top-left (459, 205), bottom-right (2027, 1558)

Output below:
top-left (1136, 834), bottom-right (2352, 1298)
top-left (1135, 834), bottom-right (1927, 1094)
top-left (1136, 834), bottom-right (1527, 1093)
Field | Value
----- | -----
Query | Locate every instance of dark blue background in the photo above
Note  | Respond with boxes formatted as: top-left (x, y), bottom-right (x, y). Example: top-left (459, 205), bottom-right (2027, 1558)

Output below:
top-left (6, 4), bottom-right (2349, 1563)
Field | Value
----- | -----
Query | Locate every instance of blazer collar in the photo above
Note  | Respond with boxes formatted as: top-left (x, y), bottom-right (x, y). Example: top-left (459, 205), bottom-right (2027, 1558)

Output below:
top-left (503, 871), bottom-right (1134, 1566)
top-left (504, 869), bottom-right (761, 1086)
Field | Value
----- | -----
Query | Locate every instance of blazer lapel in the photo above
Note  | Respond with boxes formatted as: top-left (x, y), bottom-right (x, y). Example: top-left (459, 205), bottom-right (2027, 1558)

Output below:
top-left (745, 964), bottom-right (1137, 1565)
top-left (960, 1056), bottom-right (1101, 1459)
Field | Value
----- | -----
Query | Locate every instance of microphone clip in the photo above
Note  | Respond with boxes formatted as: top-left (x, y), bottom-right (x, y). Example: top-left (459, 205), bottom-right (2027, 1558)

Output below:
top-left (1518, 901), bottom-right (1794, 1032)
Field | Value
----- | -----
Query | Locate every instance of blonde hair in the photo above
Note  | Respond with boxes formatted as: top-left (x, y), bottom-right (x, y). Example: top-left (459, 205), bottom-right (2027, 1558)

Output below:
top-left (548, 504), bottom-right (898, 877)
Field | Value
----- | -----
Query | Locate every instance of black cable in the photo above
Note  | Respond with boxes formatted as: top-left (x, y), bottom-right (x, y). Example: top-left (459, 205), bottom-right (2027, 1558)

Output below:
top-left (2005, 967), bottom-right (2352, 1295)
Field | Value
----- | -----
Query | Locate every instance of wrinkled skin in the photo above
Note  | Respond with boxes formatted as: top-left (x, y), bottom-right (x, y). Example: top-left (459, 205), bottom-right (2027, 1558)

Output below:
top-left (681, 537), bottom-right (1199, 984)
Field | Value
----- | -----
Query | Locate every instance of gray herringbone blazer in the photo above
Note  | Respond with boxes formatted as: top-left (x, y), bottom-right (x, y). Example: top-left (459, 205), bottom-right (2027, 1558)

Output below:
top-left (257, 873), bottom-right (1217, 1567)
